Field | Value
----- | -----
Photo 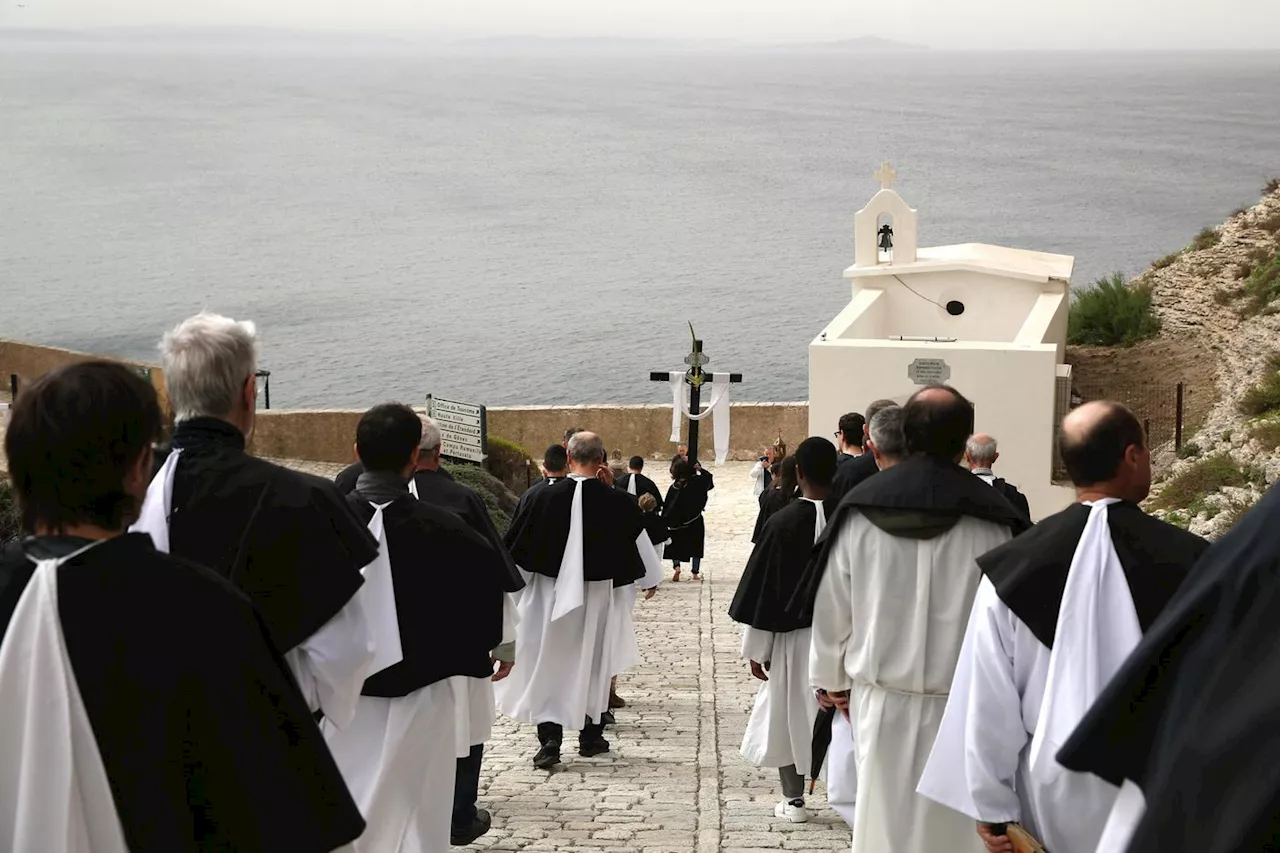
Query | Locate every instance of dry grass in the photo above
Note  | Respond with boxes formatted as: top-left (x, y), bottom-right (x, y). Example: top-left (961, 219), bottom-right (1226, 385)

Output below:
top-left (1249, 419), bottom-right (1280, 450)
top-left (1260, 212), bottom-right (1280, 235)
top-left (1150, 453), bottom-right (1263, 511)
top-left (1152, 251), bottom-right (1181, 270)
top-left (1267, 176), bottom-right (1280, 195)
top-left (1190, 226), bottom-right (1221, 252)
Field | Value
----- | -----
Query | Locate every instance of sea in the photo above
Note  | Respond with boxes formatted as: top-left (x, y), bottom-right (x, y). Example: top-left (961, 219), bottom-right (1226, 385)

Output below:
top-left (2, 32), bottom-right (1278, 408)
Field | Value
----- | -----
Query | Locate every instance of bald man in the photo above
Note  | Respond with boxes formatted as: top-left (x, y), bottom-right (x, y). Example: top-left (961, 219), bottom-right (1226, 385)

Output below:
top-left (964, 434), bottom-right (1030, 521)
top-left (918, 402), bottom-right (1208, 853)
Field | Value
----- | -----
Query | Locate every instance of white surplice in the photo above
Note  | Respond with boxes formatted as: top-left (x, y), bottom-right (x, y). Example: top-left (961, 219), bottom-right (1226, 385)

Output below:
top-left (132, 449), bottom-right (381, 729)
top-left (917, 500), bottom-right (1135, 853)
top-left (810, 513), bottom-right (1012, 853)
top-left (0, 544), bottom-right (129, 853)
top-left (740, 626), bottom-right (818, 775)
top-left (324, 682), bottom-right (457, 853)
top-left (827, 710), bottom-right (859, 829)
top-left (448, 593), bottom-right (519, 758)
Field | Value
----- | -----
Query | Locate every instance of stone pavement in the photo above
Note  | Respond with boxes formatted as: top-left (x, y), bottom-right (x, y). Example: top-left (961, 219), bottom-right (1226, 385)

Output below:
top-left (275, 458), bottom-right (852, 853)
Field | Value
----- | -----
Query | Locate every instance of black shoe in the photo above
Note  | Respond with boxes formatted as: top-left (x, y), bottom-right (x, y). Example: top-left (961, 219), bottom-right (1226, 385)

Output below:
top-left (451, 809), bottom-right (492, 846)
top-left (600, 711), bottom-right (616, 726)
top-left (578, 737), bottom-right (611, 758)
top-left (533, 741), bottom-right (561, 769)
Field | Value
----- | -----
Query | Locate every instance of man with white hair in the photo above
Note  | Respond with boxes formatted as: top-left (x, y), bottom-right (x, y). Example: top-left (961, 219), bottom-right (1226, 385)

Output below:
top-left (133, 312), bottom-right (379, 729)
top-left (498, 431), bottom-right (662, 769)
top-left (406, 416), bottom-right (525, 847)
top-left (964, 434), bottom-right (1031, 521)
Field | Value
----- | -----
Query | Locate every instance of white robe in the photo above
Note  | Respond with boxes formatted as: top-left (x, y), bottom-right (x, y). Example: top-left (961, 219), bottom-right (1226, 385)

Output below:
top-left (917, 500), bottom-right (1136, 853)
top-left (449, 593), bottom-right (519, 757)
top-left (740, 626), bottom-right (818, 774)
top-left (324, 682), bottom-right (457, 853)
top-left (0, 545), bottom-right (129, 853)
top-left (826, 710), bottom-right (859, 829)
top-left (810, 513), bottom-right (1011, 853)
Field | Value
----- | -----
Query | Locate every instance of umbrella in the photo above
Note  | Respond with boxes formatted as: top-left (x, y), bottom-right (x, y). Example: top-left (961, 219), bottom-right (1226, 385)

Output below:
top-left (809, 705), bottom-right (837, 793)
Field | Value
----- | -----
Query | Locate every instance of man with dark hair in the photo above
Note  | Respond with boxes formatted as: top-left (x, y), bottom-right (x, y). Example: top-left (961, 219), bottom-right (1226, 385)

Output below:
top-left (510, 445), bottom-right (569, 522)
top-left (919, 401), bottom-right (1208, 853)
top-left (0, 362), bottom-right (365, 852)
top-left (729, 437), bottom-right (838, 825)
top-left (498, 431), bottom-right (663, 769)
top-left (801, 384), bottom-right (1030, 853)
top-left (406, 416), bottom-right (524, 846)
top-left (134, 312), bottom-right (378, 729)
top-left (617, 455), bottom-right (663, 511)
top-left (324, 403), bottom-right (512, 853)
top-left (836, 412), bottom-right (867, 462)
top-left (829, 398), bottom-right (898, 502)
top-left (662, 457), bottom-right (715, 581)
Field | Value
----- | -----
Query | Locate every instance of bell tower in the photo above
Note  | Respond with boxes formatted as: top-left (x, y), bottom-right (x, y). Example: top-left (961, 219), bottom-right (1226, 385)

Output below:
top-left (853, 162), bottom-right (919, 267)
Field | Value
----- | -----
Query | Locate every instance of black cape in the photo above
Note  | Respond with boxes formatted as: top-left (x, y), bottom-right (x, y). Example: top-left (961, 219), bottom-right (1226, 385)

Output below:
top-left (989, 477), bottom-right (1032, 523)
top-left (334, 460), bottom-right (364, 495)
top-left (617, 472), bottom-right (664, 511)
top-left (410, 468), bottom-right (524, 593)
top-left (828, 451), bottom-right (879, 504)
top-left (503, 476), bottom-right (646, 587)
top-left (508, 476), bottom-right (564, 527)
top-left (1057, 487), bottom-right (1280, 844)
top-left (345, 492), bottom-right (509, 697)
top-left (752, 486), bottom-right (796, 543)
top-left (662, 468), bottom-right (714, 561)
top-left (979, 501), bottom-right (1207, 649)
top-left (641, 510), bottom-right (670, 547)
top-left (0, 534), bottom-right (365, 852)
top-left (730, 499), bottom-right (822, 633)
top-left (164, 418), bottom-right (376, 653)
top-left (787, 455), bottom-right (1032, 626)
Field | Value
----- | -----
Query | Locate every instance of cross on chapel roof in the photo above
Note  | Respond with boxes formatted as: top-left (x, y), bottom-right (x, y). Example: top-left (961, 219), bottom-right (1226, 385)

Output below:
top-left (874, 161), bottom-right (898, 191)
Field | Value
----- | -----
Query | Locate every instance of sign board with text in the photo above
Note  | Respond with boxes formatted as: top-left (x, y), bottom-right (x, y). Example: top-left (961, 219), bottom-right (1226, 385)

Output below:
top-left (426, 395), bottom-right (487, 464)
top-left (907, 358), bottom-right (951, 386)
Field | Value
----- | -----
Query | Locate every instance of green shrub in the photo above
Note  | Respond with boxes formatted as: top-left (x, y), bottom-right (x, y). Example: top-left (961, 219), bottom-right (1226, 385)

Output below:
top-left (1240, 248), bottom-right (1280, 315)
top-left (1067, 273), bottom-right (1162, 347)
top-left (1150, 453), bottom-right (1259, 511)
top-left (0, 480), bottom-right (19, 546)
top-left (1249, 419), bottom-right (1280, 450)
top-left (1163, 511), bottom-right (1190, 529)
top-left (1177, 441), bottom-right (1201, 459)
top-left (1190, 227), bottom-right (1221, 252)
top-left (444, 462), bottom-right (519, 531)
top-left (1266, 177), bottom-right (1280, 195)
top-left (1239, 354), bottom-right (1280, 416)
top-left (1151, 251), bottom-right (1181, 270)
top-left (485, 435), bottom-right (536, 496)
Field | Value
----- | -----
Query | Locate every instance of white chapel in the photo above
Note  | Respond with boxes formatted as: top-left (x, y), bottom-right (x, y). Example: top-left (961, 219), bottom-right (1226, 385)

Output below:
top-left (809, 163), bottom-right (1078, 519)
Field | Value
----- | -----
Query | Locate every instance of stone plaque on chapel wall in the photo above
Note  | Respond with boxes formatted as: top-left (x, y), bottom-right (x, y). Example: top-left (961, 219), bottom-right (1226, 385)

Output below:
top-left (907, 358), bottom-right (950, 385)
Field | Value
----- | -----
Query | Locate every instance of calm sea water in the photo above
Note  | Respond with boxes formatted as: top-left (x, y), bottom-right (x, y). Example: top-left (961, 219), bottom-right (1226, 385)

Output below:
top-left (2, 34), bottom-right (1278, 408)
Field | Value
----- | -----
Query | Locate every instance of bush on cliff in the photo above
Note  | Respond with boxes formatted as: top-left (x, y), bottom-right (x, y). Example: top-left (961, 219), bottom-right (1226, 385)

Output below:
top-left (444, 462), bottom-right (519, 532)
top-left (1239, 353), bottom-right (1280, 417)
top-left (1241, 248), bottom-right (1280, 316)
top-left (486, 435), bottom-right (537, 495)
top-left (1067, 273), bottom-right (1162, 347)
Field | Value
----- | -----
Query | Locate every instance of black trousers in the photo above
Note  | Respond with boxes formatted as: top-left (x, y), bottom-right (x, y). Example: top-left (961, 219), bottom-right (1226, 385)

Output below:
top-left (451, 744), bottom-right (483, 831)
top-left (537, 718), bottom-right (604, 745)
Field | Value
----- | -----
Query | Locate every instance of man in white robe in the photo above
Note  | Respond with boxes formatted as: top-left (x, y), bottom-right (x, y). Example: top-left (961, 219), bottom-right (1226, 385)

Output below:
top-left (728, 438), bottom-right (838, 824)
top-left (918, 402), bottom-right (1207, 853)
top-left (806, 386), bottom-right (1030, 853)
top-left (323, 404), bottom-right (512, 853)
top-left (497, 431), bottom-right (662, 768)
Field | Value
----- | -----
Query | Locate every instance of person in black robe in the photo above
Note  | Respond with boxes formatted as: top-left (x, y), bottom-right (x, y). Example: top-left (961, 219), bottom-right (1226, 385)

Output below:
top-left (404, 416), bottom-right (524, 847)
top-left (335, 457), bottom-right (364, 495)
top-left (1055, 490), bottom-right (1280, 852)
top-left (828, 398), bottom-right (897, 503)
top-left (917, 401), bottom-right (1207, 853)
top-left (0, 361), bottom-right (364, 853)
top-left (617, 456), bottom-right (664, 510)
top-left (662, 458), bottom-right (715, 581)
top-left (834, 411), bottom-right (867, 467)
top-left (324, 403), bottom-right (511, 852)
top-left (509, 444), bottom-right (569, 525)
top-left (140, 313), bottom-right (377, 724)
top-left (752, 455), bottom-right (798, 543)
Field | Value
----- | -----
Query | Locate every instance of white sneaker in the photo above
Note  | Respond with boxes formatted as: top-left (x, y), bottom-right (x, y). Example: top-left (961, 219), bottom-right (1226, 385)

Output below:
top-left (774, 799), bottom-right (810, 823)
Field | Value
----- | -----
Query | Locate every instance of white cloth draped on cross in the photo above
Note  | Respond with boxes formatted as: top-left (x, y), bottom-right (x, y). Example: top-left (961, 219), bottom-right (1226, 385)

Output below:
top-left (667, 371), bottom-right (732, 465)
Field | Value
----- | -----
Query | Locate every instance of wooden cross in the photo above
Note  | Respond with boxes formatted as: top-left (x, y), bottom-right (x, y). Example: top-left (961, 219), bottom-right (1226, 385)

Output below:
top-left (875, 161), bottom-right (898, 191)
top-left (649, 327), bottom-right (742, 464)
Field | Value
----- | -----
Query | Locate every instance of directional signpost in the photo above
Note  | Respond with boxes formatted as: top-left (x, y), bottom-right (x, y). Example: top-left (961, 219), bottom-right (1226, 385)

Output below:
top-left (426, 395), bottom-right (488, 464)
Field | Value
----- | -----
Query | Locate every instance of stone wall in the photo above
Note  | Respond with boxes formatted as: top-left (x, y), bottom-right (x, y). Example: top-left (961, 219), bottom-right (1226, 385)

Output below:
top-left (248, 402), bottom-right (810, 465)
top-left (0, 339), bottom-right (169, 413)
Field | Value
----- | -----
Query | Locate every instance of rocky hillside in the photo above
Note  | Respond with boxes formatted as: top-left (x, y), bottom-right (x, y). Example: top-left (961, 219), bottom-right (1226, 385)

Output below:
top-left (1127, 181), bottom-right (1280, 537)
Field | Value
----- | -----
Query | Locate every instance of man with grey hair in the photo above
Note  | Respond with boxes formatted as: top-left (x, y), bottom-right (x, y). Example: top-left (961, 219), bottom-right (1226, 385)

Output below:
top-left (829, 398), bottom-right (899, 501)
top-left (964, 434), bottom-right (1031, 521)
top-left (498, 430), bottom-right (663, 770)
top-left (866, 406), bottom-right (907, 470)
top-left (405, 415), bottom-right (525, 846)
top-left (133, 312), bottom-right (380, 729)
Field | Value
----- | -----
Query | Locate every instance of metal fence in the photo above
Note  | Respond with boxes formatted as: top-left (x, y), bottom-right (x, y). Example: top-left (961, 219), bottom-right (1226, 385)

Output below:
top-left (1054, 381), bottom-right (1189, 480)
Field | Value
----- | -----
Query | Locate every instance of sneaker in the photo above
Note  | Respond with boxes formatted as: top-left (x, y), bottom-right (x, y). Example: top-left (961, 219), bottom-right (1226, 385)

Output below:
top-left (600, 710), bottom-right (616, 726)
top-left (533, 741), bottom-right (561, 769)
top-left (774, 799), bottom-right (810, 824)
top-left (578, 737), bottom-right (611, 758)
top-left (451, 809), bottom-right (492, 846)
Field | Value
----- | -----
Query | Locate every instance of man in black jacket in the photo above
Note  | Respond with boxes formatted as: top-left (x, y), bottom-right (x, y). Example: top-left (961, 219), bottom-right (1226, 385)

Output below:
top-left (964, 434), bottom-right (1032, 522)
top-left (828, 399), bottom-right (898, 503)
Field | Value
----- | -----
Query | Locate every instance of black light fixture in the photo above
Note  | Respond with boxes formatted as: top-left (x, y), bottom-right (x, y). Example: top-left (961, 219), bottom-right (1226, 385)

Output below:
top-left (945, 300), bottom-right (965, 316)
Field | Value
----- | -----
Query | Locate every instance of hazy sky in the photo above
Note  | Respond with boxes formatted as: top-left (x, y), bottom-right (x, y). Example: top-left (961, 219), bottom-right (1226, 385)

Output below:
top-left (3, 0), bottom-right (1278, 50)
